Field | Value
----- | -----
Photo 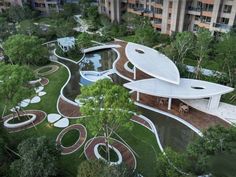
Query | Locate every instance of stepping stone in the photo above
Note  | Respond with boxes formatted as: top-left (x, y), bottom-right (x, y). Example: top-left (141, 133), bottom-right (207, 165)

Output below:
top-left (47, 113), bottom-right (61, 123)
top-left (38, 91), bottom-right (47, 97)
top-left (19, 99), bottom-right (31, 107)
top-left (31, 96), bottom-right (41, 104)
top-left (35, 86), bottom-right (44, 93)
top-left (54, 118), bottom-right (69, 128)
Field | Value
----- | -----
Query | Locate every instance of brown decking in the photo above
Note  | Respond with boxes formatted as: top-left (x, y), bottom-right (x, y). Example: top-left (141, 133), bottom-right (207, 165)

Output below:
top-left (3, 110), bottom-right (47, 133)
top-left (133, 92), bottom-right (230, 131)
top-left (40, 77), bottom-right (49, 86)
top-left (58, 97), bottom-right (81, 118)
top-left (84, 136), bottom-right (136, 170)
top-left (56, 124), bottom-right (87, 155)
top-left (113, 41), bottom-right (134, 80)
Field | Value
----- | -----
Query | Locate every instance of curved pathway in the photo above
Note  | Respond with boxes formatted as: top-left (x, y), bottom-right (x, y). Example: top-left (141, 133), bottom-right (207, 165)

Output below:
top-left (57, 96), bottom-right (81, 118)
top-left (84, 136), bottom-right (136, 170)
top-left (56, 124), bottom-right (87, 155)
top-left (2, 110), bottom-right (47, 133)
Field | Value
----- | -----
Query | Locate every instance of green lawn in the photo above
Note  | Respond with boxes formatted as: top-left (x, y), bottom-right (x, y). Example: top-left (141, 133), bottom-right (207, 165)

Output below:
top-left (61, 129), bottom-right (80, 147)
top-left (3, 62), bottom-right (160, 177)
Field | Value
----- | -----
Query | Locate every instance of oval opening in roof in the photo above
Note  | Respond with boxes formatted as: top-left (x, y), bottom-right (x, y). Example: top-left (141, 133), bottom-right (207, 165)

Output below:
top-left (191, 86), bottom-right (204, 90)
top-left (135, 49), bottom-right (145, 54)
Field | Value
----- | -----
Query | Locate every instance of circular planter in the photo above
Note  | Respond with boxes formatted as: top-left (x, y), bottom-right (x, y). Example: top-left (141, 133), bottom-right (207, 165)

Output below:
top-left (35, 65), bottom-right (59, 76)
top-left (4, 114), bottom-right (36, 129)
top-left (94, 143), bottom-right (122, 165)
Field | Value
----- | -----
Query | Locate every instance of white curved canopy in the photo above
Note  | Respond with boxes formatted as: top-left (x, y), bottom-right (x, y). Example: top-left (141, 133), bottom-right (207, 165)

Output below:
top-left (124, 78), bottom-right (234, 99)
top-left (125, 42), bottom-right (180, 85)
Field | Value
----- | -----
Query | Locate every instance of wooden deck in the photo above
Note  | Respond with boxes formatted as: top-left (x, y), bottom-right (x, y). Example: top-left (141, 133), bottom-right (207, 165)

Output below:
top-left (132, 92), bottom-right (230, 131)
top-left (58, 97), bottom-right (81, 118)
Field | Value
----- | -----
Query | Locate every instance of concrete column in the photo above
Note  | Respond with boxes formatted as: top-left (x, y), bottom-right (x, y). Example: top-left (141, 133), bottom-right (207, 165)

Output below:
top-left (208, 94), bottom-right (221, 110)
top-left (170, 0), bottom-right (180, 33)
top-left (168, 98), bottom-right (172, 110)
top-left (228, 2), bottom-right (236, 26)
top-left (133, 66), bottom-right (136, 80)
top-left (137, 92), bottom-right (140, 101)
top-left (178, 0), bottom-right (187, 32)
top-left (161, 0), bottom-right (169, 34)
top-left (210, 0), bottom-right (221, 31)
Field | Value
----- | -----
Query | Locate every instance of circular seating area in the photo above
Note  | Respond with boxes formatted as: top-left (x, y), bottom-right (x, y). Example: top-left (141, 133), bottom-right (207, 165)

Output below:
top-left (3, 110), bottom-right (47, 133)
top-left (56, 124), bottom-right (87, 155)
top-left (84, 136), bottom-right (136, 170)
top-left (35, 65), bottom-right (59, 76)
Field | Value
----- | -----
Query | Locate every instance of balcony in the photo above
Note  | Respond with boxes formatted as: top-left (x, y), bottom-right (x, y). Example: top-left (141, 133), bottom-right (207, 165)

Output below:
top-left (213, 23), bottom-right (231, 32)
top-left (187, 6), bottom-right (201, 16)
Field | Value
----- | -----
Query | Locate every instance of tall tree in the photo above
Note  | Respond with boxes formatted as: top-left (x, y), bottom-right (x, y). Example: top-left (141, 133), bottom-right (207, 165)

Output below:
top-left (77, 160), bottom-right (136, 177)
top-left (171, 32), bottom-right (194, 64)
top-left (78, 79), bottom-right (136, 163)
top-left (216, 32), bottom-right (236, 87)
top-left (194, 29), bottom-right (212, 79)
top-left (10, 136), bottom-right (60, 177)
top-left (0, 63), bottom-right (35, 118)
top-left (17, 20), bottom-right (37, 36)
top-left (76, 33), bottom-right (93, 50)
top-left (7, 5), bottom-right (33, 23)
top-left (3, 34), bottom-right (49, 65)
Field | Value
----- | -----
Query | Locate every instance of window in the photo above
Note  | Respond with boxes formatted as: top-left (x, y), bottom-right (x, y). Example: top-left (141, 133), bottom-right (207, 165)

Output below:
top-left (203, 4), bottom-right (214, 11)
top-left (169, 1), bottom-right (173, 8)
top-left (223, 5), bottom-right (232, 13)
top-left (220, 17), bottom-right (229, 24)
top-left (168, 13), bottom-right (171, 19)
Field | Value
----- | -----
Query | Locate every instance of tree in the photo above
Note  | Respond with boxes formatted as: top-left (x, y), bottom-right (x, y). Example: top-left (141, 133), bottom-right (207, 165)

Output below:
top-left (0, 63), bottom-right (35, 118)
top-left (7, 5), bottom-right (33, 23)
top-left (77, 160), bottom-right (136, 177)
top-left (17, 20), bottom-right (37, 36)
top-left (3, 34), bottom-right (49, 65)
top-left (55, 19), bottom-right (75, 37)
top-left (78, 79), bottom-right (136, 163)
top-left (171, 32), bottom-right (194, 64)
top-left (216, 32), bottom-right (236, 87)
top-left (76, 33), bottom-right (93, 50)
top-left (156, 148), bottom-right (189, 177)
top-left (135, 24), bottom-right (157, 47)
top-left (186, 126), bottom-right (236, 176)
top-left (10, 136), bottom-right (60, 177)
top-left (194, 29), bottom-right (212, 79)
top-left (0, 17), bottom-right (16, 40)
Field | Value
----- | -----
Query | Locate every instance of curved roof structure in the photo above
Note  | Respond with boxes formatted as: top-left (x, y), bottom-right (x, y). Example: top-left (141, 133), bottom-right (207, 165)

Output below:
top-left (125, 42), bottom-right (180, 85)
top-left (124, 78), bottom-right (234, 99)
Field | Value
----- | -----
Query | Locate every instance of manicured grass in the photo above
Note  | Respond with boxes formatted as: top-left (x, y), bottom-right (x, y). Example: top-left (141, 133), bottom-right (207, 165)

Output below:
top-left (61, 129), bottom-right (80, 147)
top-left (38, 67), bottom-right (53, 74)
top-left (98, 145), bottom-right (119, 162)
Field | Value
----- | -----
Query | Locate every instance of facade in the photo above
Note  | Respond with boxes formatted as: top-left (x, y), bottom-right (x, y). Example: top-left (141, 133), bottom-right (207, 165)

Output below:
top-left (31, 0), bottom-right (61, 15)
top-left (98, 0), bottom-right (236, 35)
top-left (0, 0), bottom-right (23, 12)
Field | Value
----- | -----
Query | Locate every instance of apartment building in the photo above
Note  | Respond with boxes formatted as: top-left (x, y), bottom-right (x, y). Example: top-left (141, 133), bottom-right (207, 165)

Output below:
top-left (31, 0), bottom-right (61, 15)
top-left (98, 0), bottom-right (236, 35)
top-left (0, 0), bottom-right (23, 12)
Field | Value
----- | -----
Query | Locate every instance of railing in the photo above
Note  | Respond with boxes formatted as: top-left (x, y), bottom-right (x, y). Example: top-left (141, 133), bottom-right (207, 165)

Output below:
top-left (213, 23), bottom-right (231, 30)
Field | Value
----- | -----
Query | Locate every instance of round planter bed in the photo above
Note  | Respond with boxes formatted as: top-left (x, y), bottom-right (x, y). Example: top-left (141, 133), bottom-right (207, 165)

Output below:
top-left (56, 124), bottom-right (87, 155)
top-left (4, 114), bottom-right (36, 129)
top-left (35, 65), bottom-right (59, 76)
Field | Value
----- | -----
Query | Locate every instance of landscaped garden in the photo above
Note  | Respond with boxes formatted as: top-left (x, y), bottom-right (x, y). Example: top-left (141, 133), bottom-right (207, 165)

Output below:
top-left (0, 2), bottom-right (236, 177)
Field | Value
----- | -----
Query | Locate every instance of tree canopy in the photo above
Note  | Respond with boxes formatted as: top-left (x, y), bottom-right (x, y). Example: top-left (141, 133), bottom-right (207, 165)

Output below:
top-left (77, 160), bottom-right (136, 177)
top-left (76, 33), bottom-right (93, 50)
top-left (78, 79), bottom-right (136, 162)
top-left (0, 63), bottom-right (35, 114)
top-left (3, 34), bottom-right (49, 65)
top-left (10, 136), bottom-right (60, 177)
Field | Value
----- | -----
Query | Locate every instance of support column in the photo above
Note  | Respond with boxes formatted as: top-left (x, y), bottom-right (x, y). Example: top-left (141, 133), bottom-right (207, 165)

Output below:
top-left (136, 92), bottom-right (140, 101)
top-left (168, 98), bottom-right (172, 110)
top-left (208, 94), bottom-right (221, 110)
top-left (133, 66), bottom-right (136, 80)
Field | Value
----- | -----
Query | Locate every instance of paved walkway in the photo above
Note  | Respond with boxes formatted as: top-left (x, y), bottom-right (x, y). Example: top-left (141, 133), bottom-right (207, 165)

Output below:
top-left (132, 92), bottom-right (230, 131)
top-left (84, 136), bottom-right (136, 170)
top-left (58, 97), bottom-right (81, 118)
top-left (56, 124), bottom-right (87, 155)
top-left (183, 99), bottom-right (236, 124)
top-left (2, 110), bottom-right (47, 133)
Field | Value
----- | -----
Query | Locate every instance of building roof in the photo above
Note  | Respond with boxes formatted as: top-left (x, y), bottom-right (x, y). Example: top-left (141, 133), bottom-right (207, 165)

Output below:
top-left (125, 42), bottom-right (180, 85)
top-left (124, 78), bottom-right (234, 99)
top-left (57, 37), bottom-right (75, 47)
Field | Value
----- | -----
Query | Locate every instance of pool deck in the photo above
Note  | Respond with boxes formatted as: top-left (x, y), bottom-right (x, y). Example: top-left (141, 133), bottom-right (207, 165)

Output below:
top-left (112, 40), bottom-right (231, 131)
top-left (132, 92), bottom-right (230, 131)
